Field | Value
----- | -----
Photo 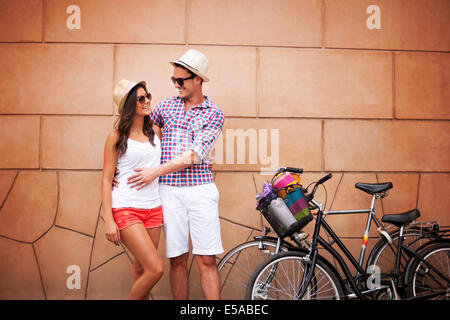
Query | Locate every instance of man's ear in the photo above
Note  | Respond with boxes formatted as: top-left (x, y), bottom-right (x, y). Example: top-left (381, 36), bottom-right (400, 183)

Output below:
top-left (195, 76), bottom-right (203, 86)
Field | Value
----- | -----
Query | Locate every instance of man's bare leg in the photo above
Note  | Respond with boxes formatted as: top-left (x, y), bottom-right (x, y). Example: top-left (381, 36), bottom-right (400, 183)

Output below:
top-left (196, 255), bottom-right (220, 300)
top-left (170, 252), bottom-right (189, 300)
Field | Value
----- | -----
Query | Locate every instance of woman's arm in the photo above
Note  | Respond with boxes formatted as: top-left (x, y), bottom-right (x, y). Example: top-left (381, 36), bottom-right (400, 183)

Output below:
top-left (101, 130), bottom-right (121, 246)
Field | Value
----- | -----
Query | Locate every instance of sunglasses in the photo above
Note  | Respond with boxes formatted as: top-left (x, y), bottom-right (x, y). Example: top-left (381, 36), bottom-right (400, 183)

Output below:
top-left (136, 93), bottom-right (152, 104)
top-left (171, 75), bottom-right (196, 86)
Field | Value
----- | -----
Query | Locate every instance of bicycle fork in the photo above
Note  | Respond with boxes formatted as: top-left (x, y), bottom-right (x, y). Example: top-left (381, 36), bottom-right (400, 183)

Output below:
top-left (294, 251), bottom-right (317, 299)
top-left (295, 209), bottom-right (324, 300)
top-left (254, 237), bottom-right (284, 298)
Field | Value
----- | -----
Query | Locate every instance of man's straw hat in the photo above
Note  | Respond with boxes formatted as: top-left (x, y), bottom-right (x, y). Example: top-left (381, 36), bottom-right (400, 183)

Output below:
top-left (170, 49), bottom-right (210, 82)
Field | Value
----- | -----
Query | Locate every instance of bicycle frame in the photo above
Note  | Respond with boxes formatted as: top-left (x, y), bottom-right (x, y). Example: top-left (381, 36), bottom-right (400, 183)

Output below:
top-left (250, 168), bottom-right (449, 300)
top-left (297, 198), bottom-right (450, 300)
top-left (298, 196), bottom-right (390, 300)
top-left (323, 194), bottom-right (386, 269)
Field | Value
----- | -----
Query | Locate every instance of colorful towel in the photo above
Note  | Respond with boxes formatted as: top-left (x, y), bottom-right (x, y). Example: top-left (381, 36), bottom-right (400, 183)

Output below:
top-left (282, 186), bottom-right (310, 220)
top-left (272, 172), bottom-right (301, 190)
top-left (272, 172), bottom-right (310, 220)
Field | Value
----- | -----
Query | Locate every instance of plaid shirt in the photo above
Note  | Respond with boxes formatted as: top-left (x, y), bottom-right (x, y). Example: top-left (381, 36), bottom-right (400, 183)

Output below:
top-left (150, 95), bottom-right (224, 186)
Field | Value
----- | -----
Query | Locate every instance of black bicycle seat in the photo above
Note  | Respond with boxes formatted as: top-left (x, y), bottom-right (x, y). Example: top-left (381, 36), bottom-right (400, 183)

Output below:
top-left (382, 209), bottom-right (420, 227)
top-left (355, 182), bottom-right (393, 195)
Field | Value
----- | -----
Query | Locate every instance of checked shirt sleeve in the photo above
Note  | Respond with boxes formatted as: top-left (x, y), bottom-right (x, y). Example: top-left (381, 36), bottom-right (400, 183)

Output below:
top-left (191, 110), bottom-right (225, 163)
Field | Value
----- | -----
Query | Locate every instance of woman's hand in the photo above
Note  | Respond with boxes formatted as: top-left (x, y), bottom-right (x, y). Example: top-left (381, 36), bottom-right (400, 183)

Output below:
top-left (127, 167), bottom-right (159, 190)
top-left (105, 220), bottom-right (121, 246)
top-left (112, 168), bottom-right (119, 189)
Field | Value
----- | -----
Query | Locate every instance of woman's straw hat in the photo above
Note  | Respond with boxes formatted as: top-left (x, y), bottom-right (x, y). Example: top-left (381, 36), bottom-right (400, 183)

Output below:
top-left (113, 79), bottom-right (147, 114)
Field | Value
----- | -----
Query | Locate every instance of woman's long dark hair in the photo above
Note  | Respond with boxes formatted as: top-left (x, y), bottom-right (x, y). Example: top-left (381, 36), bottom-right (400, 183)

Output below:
top-left (114, 84), bottom-right (155, 158)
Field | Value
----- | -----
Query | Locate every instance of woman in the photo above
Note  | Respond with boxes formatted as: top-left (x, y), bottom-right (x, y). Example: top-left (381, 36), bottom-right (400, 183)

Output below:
top-left (101, 79), bottom-right (163, 300)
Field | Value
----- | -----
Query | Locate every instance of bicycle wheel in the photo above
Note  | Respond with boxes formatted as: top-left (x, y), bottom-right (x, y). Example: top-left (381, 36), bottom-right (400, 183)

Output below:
top-left (367, 228), bottom-right (428, 280)
top-left (217, 239), bottom-right (291, 299)
top-left (245, 251), bottom-right (344, 300)
top-left (405, 242), bottom-right (450, 300)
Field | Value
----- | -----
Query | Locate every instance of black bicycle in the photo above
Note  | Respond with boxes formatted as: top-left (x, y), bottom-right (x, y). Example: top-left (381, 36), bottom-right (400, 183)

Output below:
top-left (245, 171), bottom-right (450, 300)
top-left (218, 167), bottom-right (310, 299)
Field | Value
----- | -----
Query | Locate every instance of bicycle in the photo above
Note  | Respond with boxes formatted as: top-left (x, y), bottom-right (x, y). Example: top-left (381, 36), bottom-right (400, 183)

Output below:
top-left (367, 220), bottom-right (449, 298)
top-left (218, 167), bottom-right (310, 299)
top-left (245, 171), bottom-right (450, 300)
top-left (219, 167), bottom-right (448, 299)
top-left (218, 166), bottom-right (445, 299)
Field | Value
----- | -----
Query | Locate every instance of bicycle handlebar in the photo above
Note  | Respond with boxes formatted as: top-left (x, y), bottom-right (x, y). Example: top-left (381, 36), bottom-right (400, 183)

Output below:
top-left (278, 167), bottom-right (303, 174)
top-left (273, 167), bottom-right (331, 203)
top-left (317, 173), bottom-right (333, 185)
top-left (308, 173), bottom-right (333, 203)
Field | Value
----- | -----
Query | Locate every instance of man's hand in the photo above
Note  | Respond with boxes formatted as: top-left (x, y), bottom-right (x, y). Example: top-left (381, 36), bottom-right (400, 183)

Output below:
top-left (126, 150), bottom-right (197, 190)
top-left (127, 167), bottom-right (159, 190)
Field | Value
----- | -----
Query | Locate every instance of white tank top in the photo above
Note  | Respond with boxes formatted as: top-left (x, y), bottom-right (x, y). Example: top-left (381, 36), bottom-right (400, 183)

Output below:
top-left (112, 136), bottom-right (161, 209)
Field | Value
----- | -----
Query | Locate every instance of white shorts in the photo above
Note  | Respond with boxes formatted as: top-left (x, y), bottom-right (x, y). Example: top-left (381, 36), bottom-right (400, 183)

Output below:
top-left (159, 183), bottom-right (224, 258)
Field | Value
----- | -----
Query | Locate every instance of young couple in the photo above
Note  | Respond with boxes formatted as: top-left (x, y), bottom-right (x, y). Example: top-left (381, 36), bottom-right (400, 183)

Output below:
top-left (101, 49), bottom-right (225, 300)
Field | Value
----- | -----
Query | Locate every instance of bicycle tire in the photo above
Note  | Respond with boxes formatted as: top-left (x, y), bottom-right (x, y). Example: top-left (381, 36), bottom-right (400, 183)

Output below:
top-left (405, 241), bottom-right (450, 300)
top-left (217, 238), bottom-right (291, 299)
top-left (245, 250), bottom-right (344, 300)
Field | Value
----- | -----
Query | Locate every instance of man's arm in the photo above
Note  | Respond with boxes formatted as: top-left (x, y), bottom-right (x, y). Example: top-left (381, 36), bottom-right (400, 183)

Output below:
top-left (128, 109), bottom-right (224, 190)
top-left (128, 149), bottom-right (200, 190)
top-left (190, 110), bottom-right (224, 163)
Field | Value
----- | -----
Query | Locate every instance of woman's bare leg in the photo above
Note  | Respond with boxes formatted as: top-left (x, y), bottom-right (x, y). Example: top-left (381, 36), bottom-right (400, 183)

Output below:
top-left (132, 227), bottom-right (161, 282)
top-left (120, 223), bottom-right (163, 300)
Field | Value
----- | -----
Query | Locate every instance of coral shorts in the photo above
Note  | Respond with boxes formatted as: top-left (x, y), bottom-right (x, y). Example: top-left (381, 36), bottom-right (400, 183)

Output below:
top-left (112, 206), bottom-right (163, 230)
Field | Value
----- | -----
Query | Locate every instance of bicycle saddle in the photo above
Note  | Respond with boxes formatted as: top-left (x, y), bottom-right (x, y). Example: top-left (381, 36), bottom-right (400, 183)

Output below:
top-left (355, 182), bottom-right (393, 195)
top-left (382, 209), bottom-right (420, 227)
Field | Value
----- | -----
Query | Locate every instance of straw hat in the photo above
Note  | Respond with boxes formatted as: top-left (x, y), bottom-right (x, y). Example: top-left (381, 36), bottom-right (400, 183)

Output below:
top-left (113, 79), bottom-right (147, 114)
top-left (170, 49), bottom-right (210, 82)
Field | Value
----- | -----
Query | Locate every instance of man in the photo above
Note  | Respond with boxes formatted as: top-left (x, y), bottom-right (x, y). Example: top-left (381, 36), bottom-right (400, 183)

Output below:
top-left (127, 49), bottom-right (224, 300)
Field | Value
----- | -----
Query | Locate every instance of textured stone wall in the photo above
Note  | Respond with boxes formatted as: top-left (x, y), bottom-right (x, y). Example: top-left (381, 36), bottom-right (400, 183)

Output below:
top-left (0, 0), bottom-right (449, 299)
